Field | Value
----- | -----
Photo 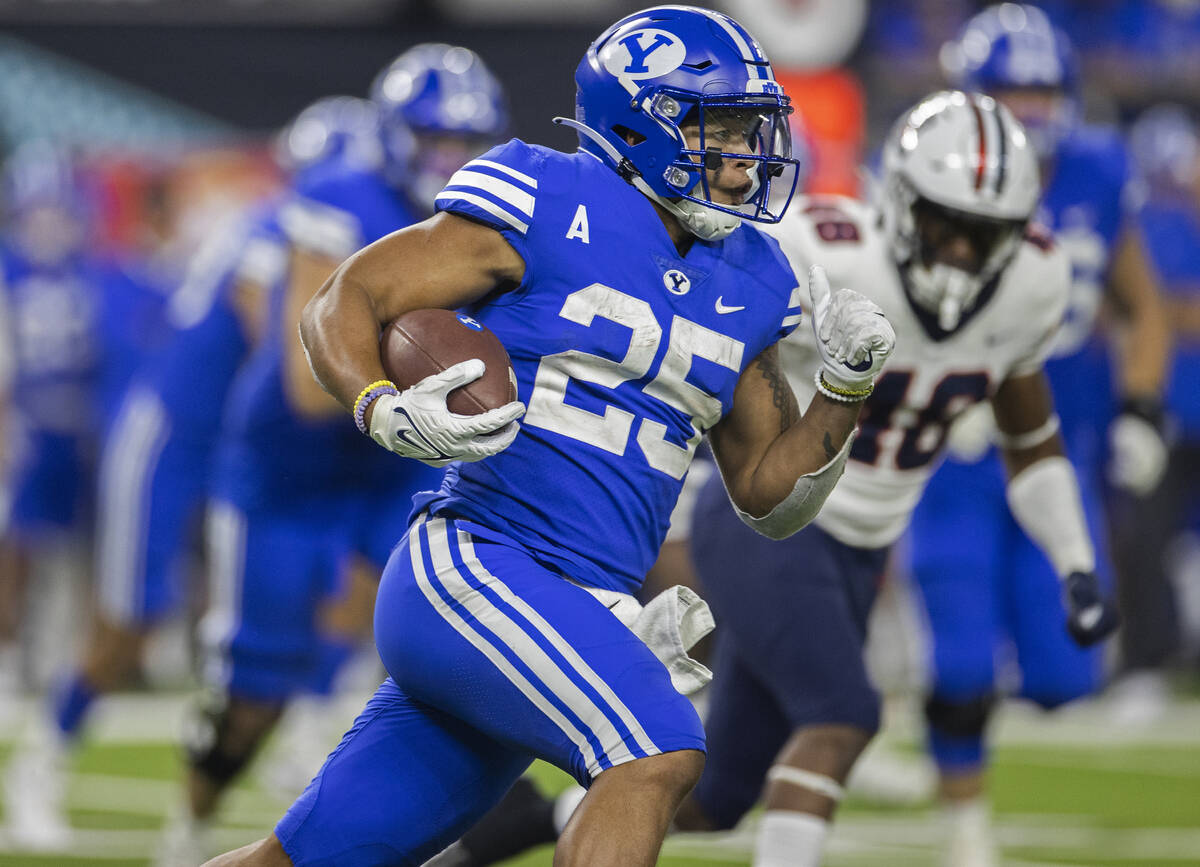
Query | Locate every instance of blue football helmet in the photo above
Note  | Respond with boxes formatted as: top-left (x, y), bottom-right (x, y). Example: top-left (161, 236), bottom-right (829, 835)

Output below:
top-left (276, 96), bottom-right (383, 176)
top-left (564, 4), bottom-right (800, 241)
top-left (941, 3), bottom-right (1079, 159)
top-left (370, 43), bottom-right (509, 211)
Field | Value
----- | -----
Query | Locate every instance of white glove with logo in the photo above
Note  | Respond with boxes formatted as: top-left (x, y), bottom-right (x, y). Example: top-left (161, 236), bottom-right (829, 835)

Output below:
top-left (368, 359), bottom-right (525, 468)
top-left (809, 264), bottom-right (896, 391)
top-left (1108, 411), bottom-right (1168, 496)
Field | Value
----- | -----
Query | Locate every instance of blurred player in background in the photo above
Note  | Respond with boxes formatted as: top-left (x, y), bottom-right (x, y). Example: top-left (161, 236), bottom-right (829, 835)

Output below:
top-left (1108, 103), bottom-right (1200, 706)
top-left (907, 5), bottom-right (1173, 863)
top-left (1, 160), bottom-right (283, 850)
top-left (0, 142), bottom-right (169, 847)
top-left (165, 46), bottom-right (505, 864)
top-left (205, 6), bottom-right (897, 865)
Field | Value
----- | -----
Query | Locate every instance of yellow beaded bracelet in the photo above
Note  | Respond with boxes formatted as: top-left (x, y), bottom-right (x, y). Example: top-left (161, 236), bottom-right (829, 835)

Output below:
top-left (814, 370), bottom-right (874, 403)
top-left (353, 379), bottom-right (399, 433)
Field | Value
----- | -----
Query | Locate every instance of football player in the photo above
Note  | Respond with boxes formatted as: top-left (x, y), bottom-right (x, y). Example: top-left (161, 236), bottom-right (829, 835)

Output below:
top-left (1106, 104), bottom-right (1200, 714)
top-left (1, 98), bottom-right (377, 854)
top-left (202, 6), bottom-right (895, 866)
top-left (909, 6), bottom-right (1173, 861)
top-left (166, 47), bottom-right (506, 863)
top-left (0, 142), bottom-right (167, 847)
top-left (442, 89), bottom-right (1121, 867)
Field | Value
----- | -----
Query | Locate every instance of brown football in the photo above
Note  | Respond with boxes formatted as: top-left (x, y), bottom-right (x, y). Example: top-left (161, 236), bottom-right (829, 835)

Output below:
top-left (380, 309), bottom-right (517, 415)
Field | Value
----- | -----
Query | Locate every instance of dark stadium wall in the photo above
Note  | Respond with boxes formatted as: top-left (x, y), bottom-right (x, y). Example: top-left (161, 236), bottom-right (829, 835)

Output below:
top-left (5, 23), bottom-right (595, 149)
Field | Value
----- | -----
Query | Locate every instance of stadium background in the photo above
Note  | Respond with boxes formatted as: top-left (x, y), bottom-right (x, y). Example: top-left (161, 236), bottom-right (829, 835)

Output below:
top-left (1, 1), bottom-right (1198, 865)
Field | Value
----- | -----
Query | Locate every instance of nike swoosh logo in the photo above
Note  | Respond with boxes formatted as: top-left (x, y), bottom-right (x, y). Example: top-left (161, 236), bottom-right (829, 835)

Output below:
top-left (845, 350), bottom-right (873, 373)
top-left (1078, 605), bottom-right (1103, 631)
top-left (715, 296), bottom-right (745, 314)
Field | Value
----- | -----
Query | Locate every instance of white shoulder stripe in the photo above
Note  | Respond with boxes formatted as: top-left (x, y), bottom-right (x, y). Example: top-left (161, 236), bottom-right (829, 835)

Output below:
top-left (468, 158), bottom-right (538, 189)
top-left (787, 285), bottom-right (805, 308)
top-left (436, 191), bottom-right (530, 234)
top-left (446, 169), bottom-right (535, 218)
top-left (782, 314), bottom-right (803, 327)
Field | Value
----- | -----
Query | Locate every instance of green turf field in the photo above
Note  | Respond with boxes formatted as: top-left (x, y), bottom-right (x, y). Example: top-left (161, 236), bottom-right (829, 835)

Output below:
top-left (1, 695), bottom-right (1198, 865)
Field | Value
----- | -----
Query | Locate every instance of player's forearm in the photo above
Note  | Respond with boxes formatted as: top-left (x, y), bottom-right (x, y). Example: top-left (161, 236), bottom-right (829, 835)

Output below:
top-left (1114, 298), bottom-right (1171, 398)
top-left (299, 264), bottom-right (390, 417)
top-left (1109, 230), bottom-right (1172, 397)
top-left (1004, 452), bottom-right (1095, 578)
top-left (759, 395), bottom-right (859, 497)
top-left (716, 396), bottom-right (859, 541)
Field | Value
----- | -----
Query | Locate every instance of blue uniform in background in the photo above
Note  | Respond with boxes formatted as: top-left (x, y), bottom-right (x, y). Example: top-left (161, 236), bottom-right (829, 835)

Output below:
top-left (1140, 199), bottom-right (1200, 449)
top-left (2, 246), bottom-right (162, 537)
top-left (95, 211), bottom-right (284, 627)
top-left (201, 163), bottom-right (441, 703)
top-left (275, 139), bottom-right (804, 865)
top-left (908, 126), bottom-right (1133, 769)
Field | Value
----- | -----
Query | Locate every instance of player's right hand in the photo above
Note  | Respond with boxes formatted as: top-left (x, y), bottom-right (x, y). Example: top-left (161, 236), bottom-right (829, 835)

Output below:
top-left (368, 359), bottom-right (525, 467)
top-left (1063, 571), bottom-right (1120, 647)
top-left (809, 264), bottom-right (896, 391)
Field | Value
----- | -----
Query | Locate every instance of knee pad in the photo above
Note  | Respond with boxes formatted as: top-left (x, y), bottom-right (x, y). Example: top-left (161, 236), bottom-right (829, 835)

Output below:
top-left (924, 692), bottom-right (996, 740)
top-left (183, 691), bottom-right (276, 786)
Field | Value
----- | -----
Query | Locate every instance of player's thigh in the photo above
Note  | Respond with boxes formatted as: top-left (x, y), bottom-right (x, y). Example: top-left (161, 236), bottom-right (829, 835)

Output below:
top-left (376, 513), bottom-right (705, 787)
top-left (96, 397), bottom-right (203, 625)
top-left (201, 499), bottom-right (352, 702)
top-left (691, 634), bottom-right (792, 830)
top-left (690, 474), bottom-right (886, 731)
top-left (276, 677), bottom-right (530, 867)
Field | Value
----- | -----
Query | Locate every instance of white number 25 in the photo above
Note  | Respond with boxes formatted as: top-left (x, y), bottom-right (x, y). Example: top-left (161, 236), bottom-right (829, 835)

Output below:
top-left (523, 283), bottom-right (744, 479)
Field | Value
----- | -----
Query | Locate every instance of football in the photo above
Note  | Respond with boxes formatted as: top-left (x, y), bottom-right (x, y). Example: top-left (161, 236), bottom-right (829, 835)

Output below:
top-left (380, 309), bottom-right (517, 415)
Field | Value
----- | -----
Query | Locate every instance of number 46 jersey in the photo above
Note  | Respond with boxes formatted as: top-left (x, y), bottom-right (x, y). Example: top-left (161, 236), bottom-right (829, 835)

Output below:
top-left (414, 139), bottom-right (803, 594)
top-left (766, 195), bottom-right (1071, 550)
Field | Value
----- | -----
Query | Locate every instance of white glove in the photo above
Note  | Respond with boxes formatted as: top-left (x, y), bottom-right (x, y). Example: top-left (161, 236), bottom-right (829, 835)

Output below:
top-left (1107, 412), bottom-right (1168, 496)
top-left (368, 359), bottom-right (525, 468)
top-left (809, 264), bottom-right (896, 390)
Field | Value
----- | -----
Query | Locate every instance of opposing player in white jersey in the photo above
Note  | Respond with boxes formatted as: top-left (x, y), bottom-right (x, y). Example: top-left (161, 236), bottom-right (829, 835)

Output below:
top-left (668, 91), bottom-right (1119, 867)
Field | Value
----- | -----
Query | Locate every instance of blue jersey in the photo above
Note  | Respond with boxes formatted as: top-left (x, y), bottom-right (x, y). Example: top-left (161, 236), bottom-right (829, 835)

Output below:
top-left (1035, 126), bottom-right (1133, 450)
top-left (417, 140), bottom-right (803, 594)
top-left (1139, 199), bottom-right (1200, 436)
top-left (0, 247), bottom-right (160, 437)
top-left (212, 165), bottom-right (423, 511)
top-left (141, 207), bottom-right (287, 448)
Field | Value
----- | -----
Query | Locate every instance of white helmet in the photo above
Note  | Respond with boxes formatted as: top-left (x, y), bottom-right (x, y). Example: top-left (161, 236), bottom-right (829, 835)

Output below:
top-left (881, 90), bottom-right (1040, 330)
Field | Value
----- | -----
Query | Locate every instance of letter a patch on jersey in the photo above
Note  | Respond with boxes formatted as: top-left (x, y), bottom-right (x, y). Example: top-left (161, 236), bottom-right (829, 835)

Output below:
top-left (566, 204), bottom-right (590, 244)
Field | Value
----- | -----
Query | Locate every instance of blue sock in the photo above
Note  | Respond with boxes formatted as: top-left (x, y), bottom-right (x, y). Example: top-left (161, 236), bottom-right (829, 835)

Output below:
top-left (52, 673), bottom-right (96, 740)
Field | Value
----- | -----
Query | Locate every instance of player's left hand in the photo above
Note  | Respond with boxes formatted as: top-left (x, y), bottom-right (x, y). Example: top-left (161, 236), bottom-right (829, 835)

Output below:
top-left (809, 264), bottom-right (896, 391)
top-left (1107, 400), bottom-right (1168, 497)
top-left (1063, 571), bottom-right (1120, 647)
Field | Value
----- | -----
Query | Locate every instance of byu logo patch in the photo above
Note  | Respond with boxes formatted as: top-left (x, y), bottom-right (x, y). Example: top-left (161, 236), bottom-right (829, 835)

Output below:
top-left (663, 269), bottom-right (691, 296)
top-left (601, 28), bottom-right (686, 95)
top-left (456, 314), bottom-right (483, 331)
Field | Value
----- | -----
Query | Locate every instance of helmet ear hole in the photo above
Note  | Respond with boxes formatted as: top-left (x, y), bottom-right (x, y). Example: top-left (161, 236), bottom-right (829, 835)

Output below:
top-left (612, 125), bottom-right (646, 146)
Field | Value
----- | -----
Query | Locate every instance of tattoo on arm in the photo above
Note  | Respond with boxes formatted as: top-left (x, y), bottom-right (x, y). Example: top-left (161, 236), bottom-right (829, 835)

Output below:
top-left (823, 431), bottom-right (837, 461)
top-left (755, 351), bottom-right (799, 432)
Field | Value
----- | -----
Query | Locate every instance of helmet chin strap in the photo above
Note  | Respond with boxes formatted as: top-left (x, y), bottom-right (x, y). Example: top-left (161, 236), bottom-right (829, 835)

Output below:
top-left (554, 117), bottom-right (742, 242)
